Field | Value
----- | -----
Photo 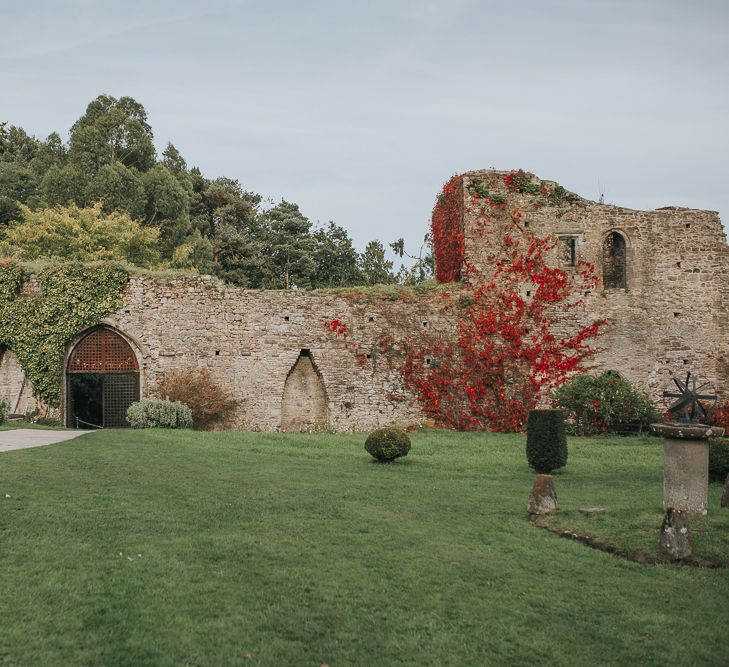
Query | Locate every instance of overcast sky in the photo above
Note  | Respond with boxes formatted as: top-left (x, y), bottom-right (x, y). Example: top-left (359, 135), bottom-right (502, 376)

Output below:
top-left (2, 0), bottom-right (728, 258)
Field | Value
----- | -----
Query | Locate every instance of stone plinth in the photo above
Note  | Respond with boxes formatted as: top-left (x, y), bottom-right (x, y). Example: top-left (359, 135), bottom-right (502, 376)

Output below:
top-left (651, 423), bottom-right (725, 516)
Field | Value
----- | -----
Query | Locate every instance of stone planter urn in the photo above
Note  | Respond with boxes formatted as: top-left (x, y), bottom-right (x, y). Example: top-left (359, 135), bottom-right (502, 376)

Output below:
top-left (650, 422), bottom-right (724, 516)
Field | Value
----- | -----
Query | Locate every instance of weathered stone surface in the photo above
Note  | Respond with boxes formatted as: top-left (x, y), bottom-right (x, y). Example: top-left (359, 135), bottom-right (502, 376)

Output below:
top-left (75, 278), bottom-right (450, 432)
top-left (663, 438), bottom-right (710, 515)
top-left (280, 351), bottom-right (328, 432)
top-left (721, 474), bottom-right (729, 509)
top-left (459, 170), bottom-right (729, 405)
top-left (3, 168), bottom-right (729, 431)
top-left (651, 423), bottom-right (724, 439)
top-left (528, 474), bottom-right (558, 515)
top-left (657, 509), bottom-right (692, 560)
top-left (578, 507), bottom-right (607, 517)
top-left (0, 349), bottom-right (38, 416)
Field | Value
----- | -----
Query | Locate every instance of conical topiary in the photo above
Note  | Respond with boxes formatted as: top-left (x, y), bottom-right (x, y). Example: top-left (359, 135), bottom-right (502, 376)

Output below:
top-left (526, 409), bottom-right (567, 473)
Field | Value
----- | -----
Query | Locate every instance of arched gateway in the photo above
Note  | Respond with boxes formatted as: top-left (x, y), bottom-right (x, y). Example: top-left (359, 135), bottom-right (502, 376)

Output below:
top-left (66, 327), bottom-right (140, 428)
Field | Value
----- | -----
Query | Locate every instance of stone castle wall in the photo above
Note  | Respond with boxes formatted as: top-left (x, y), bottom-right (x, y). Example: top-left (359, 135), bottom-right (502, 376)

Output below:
top-left (460, 170), bottom-right (729, 399)
top-left (2, 169), bottom-right (727, 429)
top-left (92, 278), bottom-right (451, 431)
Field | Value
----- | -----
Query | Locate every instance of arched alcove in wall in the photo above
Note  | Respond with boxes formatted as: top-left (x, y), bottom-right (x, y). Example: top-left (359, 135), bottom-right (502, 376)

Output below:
top-left (280, 350), bottom-right (328, 432)
top-left (66, 326), bottom-right (140, 428)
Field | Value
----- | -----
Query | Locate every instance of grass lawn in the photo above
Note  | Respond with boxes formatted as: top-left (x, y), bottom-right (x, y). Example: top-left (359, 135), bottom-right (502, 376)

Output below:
top-left (1, 430), bottom-right (728, 667)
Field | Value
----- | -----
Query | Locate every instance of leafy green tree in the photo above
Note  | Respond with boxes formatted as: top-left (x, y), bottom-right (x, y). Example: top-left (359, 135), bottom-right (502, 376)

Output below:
top-left (359, 240), bottom-right (395, 285)
top-left (30, 132), bottom-right (66, 175)
top-left (1, 203), bottom-right (160, 267)
top-left (170, 230), bottom-right (214, 274)
top-left (162, 142), bottom-right (187, 174)
top-left (391, 235), bottom-right (434, 285)
top-left (185, 175), bottom-right (264, 286)
top-left (261, 201), bottom-right (316, 289)
top-left (39, 163), bottom-right (87, 207)
top-left (141, 164), bottom-right (191, 257)
top-left (85, 162), bottom-right (145, 218)
top-left (0, 123), bottom-right (40, 166)
top-left (68, 95), bottom-right (156, 174)
top-left (0, 163), bottom-right (38, 225)
top-left (312, 222), bottom-right (362, 287)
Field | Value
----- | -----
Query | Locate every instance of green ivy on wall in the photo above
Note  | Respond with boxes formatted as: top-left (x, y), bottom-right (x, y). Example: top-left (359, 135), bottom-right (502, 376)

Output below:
top-left (0, 262), bottom-right (129, 407)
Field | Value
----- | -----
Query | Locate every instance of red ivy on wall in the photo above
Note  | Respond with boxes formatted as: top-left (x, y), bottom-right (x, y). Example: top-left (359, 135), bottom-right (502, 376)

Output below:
top-left (324, 234), bottom-right (603, 433)
top-left (327, 169), bottom-right (604, 432)
top-left (398, 237), bottom-right (602, 431)
top-left (431, 175), bottom-right (465, 283)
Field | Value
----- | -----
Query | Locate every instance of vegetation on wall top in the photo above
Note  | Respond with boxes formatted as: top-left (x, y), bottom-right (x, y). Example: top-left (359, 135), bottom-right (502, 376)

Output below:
top-left (0, 261), bottom-right (129, 408)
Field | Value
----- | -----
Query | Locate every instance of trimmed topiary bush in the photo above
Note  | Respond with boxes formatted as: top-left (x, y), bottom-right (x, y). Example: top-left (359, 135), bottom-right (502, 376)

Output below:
top-left (526, 409), bottom-right (567, 473)
top-left (709, 438), bottom-right (729, 483)
top-left (126, 399), bottom-right (193, 429)
top-left (365, 427), bottom-right (411, 462)
top-left (0, 399), bottom-right (9, 424)
top-left (554, 371), bottom-right (655, 435)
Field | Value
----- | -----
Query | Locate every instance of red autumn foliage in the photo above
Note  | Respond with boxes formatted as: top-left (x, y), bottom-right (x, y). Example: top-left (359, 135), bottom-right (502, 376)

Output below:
top-left (431, 175), bottom-right (465, 283)
top-left (327, 169), bottom-right (604, 432)
top-left (159, 367), bottom-right (238, 429)
top-left (324, 233), bottom-right (603, 432)
top-left (397, 235), bottom-right (602, 431)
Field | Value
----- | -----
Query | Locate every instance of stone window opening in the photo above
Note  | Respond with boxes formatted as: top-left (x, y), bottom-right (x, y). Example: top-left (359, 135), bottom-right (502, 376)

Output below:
top-left (558, 236), bottom-right (578, 267)
top-left (603, 231), bottom-right (627, 289)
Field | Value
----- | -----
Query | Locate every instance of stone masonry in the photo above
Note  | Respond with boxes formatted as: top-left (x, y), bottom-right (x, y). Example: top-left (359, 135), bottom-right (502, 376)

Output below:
top-left (459, 170), bottom-right (729, 400)
top-left (1, 169), bottom-right (727, 430)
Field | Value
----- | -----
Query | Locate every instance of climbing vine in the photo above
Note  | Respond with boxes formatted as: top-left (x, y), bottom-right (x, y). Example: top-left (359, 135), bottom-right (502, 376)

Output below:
top-left (431, 175), bottom-right (465, 283)
top-left (327, 169), bottom-right (604, 432)
top-left (0, 261), bottom-right (129, 408)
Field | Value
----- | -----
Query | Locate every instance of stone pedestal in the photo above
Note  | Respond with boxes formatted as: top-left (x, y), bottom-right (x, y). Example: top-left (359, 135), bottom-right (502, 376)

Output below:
top-left (651, 423), bottom-right (724, 516)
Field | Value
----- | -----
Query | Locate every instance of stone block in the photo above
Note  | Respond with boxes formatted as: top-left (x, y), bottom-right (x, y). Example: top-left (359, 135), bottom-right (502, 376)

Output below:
top-left (528, 474), bottom-right (558, 515)
top-left (657, 508), bottom-right (692, 560)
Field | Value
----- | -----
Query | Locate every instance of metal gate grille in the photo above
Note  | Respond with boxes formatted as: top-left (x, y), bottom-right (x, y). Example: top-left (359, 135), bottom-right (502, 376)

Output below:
top-left (68, 328), bottom-right (139, 373)
top-left (67, 328), bottom-right (140, 428)
top-left (103, 373), bottom-right (139, 427)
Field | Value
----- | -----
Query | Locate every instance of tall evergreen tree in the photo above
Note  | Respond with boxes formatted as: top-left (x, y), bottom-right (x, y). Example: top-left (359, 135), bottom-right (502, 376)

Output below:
top-left (359, 240), bottom-right (396, 285)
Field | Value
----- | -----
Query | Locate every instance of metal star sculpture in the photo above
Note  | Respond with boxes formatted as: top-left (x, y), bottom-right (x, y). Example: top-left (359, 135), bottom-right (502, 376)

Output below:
top-left (662, 370), bottom-right (716, 423)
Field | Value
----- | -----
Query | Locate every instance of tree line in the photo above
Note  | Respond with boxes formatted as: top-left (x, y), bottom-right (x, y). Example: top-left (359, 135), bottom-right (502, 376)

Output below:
top-left (0, 95), bottom-right (431, 288)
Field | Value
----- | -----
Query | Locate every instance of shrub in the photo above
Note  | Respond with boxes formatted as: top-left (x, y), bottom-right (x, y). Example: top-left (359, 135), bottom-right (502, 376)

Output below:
top-left (709, 438), bottom-right (729, 483)
top-left (526, 409), bottom-right (567, 474)
top-left (708, 400), bottom-right (729, 432)
top-left (126, 399), bottom-right (192, 429)
top-left (554, 371), bottom-right (655, 435)
top-left (0, 399), bottom-right (9, 424)
top-left (158, 367), bottom-right (238, 430)
top-left (365, 427), bottom-right (411, 462)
